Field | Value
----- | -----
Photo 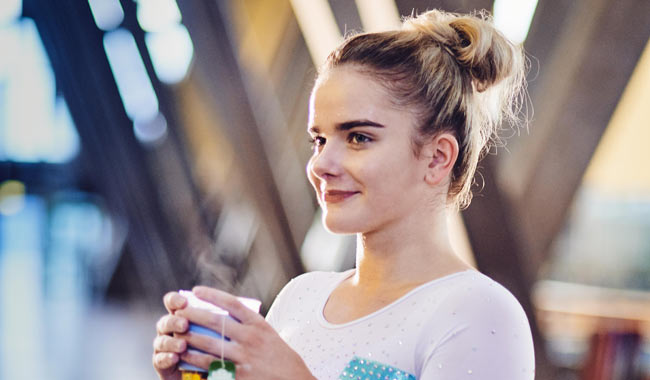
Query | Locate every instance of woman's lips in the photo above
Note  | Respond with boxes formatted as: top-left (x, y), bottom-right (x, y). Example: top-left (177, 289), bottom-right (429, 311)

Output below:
top-left (323, 190), bottom-right (359, 203)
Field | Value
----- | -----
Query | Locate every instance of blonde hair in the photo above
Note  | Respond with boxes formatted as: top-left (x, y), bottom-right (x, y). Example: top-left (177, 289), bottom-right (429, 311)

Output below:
top-left (321, 9), bottom-right (526, 209)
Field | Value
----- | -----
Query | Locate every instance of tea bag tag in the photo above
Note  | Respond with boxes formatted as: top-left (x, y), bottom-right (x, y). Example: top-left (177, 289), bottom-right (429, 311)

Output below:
top-left (208, 361), bottom-right (235, 380)
top-left (208, 310), bottom-right (236, 380)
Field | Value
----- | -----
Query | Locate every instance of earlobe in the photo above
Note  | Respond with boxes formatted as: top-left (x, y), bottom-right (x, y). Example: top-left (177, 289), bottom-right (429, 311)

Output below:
top-left (423, 133), bottom-right (459, 186)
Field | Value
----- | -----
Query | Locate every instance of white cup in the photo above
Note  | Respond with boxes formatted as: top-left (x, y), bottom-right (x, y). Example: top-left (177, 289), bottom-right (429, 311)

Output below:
top-left (177, 290), bottom-right (261, 373)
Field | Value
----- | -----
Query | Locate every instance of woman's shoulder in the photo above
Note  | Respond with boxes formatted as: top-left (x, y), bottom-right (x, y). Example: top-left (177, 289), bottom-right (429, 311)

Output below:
top-left (443, 271), bottom-right (526, 314)
top-left (274, 269), bottom-right (355, 300)
top-left (415, 272), bottom-right (536, 377)
top-left (425, 270), bottom-right (531, 330)
top-left (411, 270), bottom-right (534, 347)
top-left (290, 269), bottom-right (355, 287)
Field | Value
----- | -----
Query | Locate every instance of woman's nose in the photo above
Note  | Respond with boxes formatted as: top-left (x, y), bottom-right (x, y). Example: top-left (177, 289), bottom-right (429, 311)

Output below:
top-left (309, 142), bottom-right (342, 180)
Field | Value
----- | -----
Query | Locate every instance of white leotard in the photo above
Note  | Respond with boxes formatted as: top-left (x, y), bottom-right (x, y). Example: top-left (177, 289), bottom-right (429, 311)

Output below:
top-left (266, 269), bottom-right (535, 380)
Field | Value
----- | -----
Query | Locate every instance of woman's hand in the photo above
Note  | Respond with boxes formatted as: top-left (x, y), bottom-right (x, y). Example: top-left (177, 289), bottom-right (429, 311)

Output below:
top-left (175, 286), bottom-right (317, 380)
top-left (153, 292), bottom-right (189, 380)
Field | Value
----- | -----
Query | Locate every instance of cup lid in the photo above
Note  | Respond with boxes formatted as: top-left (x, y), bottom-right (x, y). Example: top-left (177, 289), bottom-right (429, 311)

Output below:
top-left (179, 290), bottom-right (261, 314)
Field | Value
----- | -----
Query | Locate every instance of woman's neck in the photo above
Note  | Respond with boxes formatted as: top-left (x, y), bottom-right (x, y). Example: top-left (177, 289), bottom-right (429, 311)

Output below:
top-left (350, 209), bottom-right (471, 290)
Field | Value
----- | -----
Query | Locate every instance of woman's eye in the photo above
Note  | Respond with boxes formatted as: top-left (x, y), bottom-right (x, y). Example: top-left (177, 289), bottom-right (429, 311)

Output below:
top-left (349, 132), bottom-right (371, 145)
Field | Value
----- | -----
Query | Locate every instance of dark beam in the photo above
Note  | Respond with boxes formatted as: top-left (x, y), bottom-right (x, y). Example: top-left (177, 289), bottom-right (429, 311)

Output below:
top-left (464, 1), bottom-right (649, 377)
top-left (24, 0), bottom-right (198, 303)
top-left (0, 161), bottom-right (79, 194)
top-left (328, 0), bottom-right (363, 35)
top-left (395, 0), bottom-right (494, 16)
top-left (177, 0), bottom-right (305, 279)
top-left (117, 0), bottom-right (217, 282)
top-left (499, 0), bottom-right (650, 267)
top-left (520, 0), bottom-right (575, 85)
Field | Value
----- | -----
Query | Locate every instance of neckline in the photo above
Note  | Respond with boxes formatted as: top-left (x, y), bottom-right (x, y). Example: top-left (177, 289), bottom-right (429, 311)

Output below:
top-left (317, 268), bottom-right (478, 329)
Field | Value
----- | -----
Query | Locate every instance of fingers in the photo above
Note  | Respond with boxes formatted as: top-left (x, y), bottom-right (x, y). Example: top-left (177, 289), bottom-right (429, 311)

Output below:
top-left (156, 314), bottom-right (189, 335)
top-left (164, 291), bottom-right (188, 314)
top-left (176, 306), bottom-right (243, 339)
top-left (193, 286), bottom-right (262, 325)
top-left (153, 335), bottom-right (187, 354)
top-left (176, 331), bottom-right (242, 363)
top-left (175, 307), bottom-right (247, 342)
top-left (180, 349), bottom-right (221, 371)
top-left (153, 352), bottom-right (179, 371)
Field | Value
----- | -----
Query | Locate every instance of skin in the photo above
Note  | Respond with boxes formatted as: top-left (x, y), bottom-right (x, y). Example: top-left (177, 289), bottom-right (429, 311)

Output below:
top-left (153, 64), bottom-right (474, 379)
top-left (307, 65), bottom-right (474, 323)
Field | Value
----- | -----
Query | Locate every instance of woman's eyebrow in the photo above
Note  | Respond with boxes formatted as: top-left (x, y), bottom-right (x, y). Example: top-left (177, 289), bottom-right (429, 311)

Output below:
top-left (337, 119), bottom-right (385, 130)
top-left (308, 119), bottom-right (385, 134)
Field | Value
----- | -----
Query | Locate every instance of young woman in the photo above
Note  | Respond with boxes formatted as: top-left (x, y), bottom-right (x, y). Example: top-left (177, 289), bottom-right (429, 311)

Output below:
top-left (153, 9), bottom-right (535, 380)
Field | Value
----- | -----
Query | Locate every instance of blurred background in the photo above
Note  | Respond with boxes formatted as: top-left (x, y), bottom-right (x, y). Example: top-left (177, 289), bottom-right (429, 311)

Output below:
top-left (0, 0), bottom-right (648, 379)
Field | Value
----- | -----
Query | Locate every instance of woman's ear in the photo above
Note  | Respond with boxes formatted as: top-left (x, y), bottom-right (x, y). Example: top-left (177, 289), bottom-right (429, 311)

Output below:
top-left (421, 132), bottom-right (459, 186)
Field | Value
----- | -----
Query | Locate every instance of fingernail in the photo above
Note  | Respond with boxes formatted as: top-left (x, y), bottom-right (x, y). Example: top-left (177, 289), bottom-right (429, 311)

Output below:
top-left (176, 295), bottom-right (187, 308)
top-left (177, 319), bottom-right (187, 330)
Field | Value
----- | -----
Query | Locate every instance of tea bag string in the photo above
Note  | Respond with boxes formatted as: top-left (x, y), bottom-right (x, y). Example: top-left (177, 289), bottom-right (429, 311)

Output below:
top-left (220, 313), bottom-right (226, 367)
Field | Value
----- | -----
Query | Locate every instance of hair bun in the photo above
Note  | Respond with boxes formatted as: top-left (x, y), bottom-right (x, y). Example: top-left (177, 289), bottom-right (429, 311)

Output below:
top-left (404, 10), bottom-right (522, 93)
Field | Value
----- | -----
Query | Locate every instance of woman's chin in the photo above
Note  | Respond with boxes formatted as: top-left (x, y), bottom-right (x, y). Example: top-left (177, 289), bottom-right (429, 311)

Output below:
top-left (321, 213), bottom-right (365, 234)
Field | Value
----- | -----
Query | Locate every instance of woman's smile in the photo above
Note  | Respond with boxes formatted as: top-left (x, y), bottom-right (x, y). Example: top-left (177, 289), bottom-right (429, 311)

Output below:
top-left (322, 190), bottom-right (361, 204)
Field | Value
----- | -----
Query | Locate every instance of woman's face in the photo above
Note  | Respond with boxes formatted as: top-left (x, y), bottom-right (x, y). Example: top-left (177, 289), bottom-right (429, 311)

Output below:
top-left (306, 65), bottom-right (431, 234)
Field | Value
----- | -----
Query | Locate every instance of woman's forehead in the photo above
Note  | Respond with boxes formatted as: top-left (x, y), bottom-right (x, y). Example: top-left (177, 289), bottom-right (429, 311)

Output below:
top-left (313, 66), bottom-right (390, 98)
top-left (309, 66), bottom-right (401, 125)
